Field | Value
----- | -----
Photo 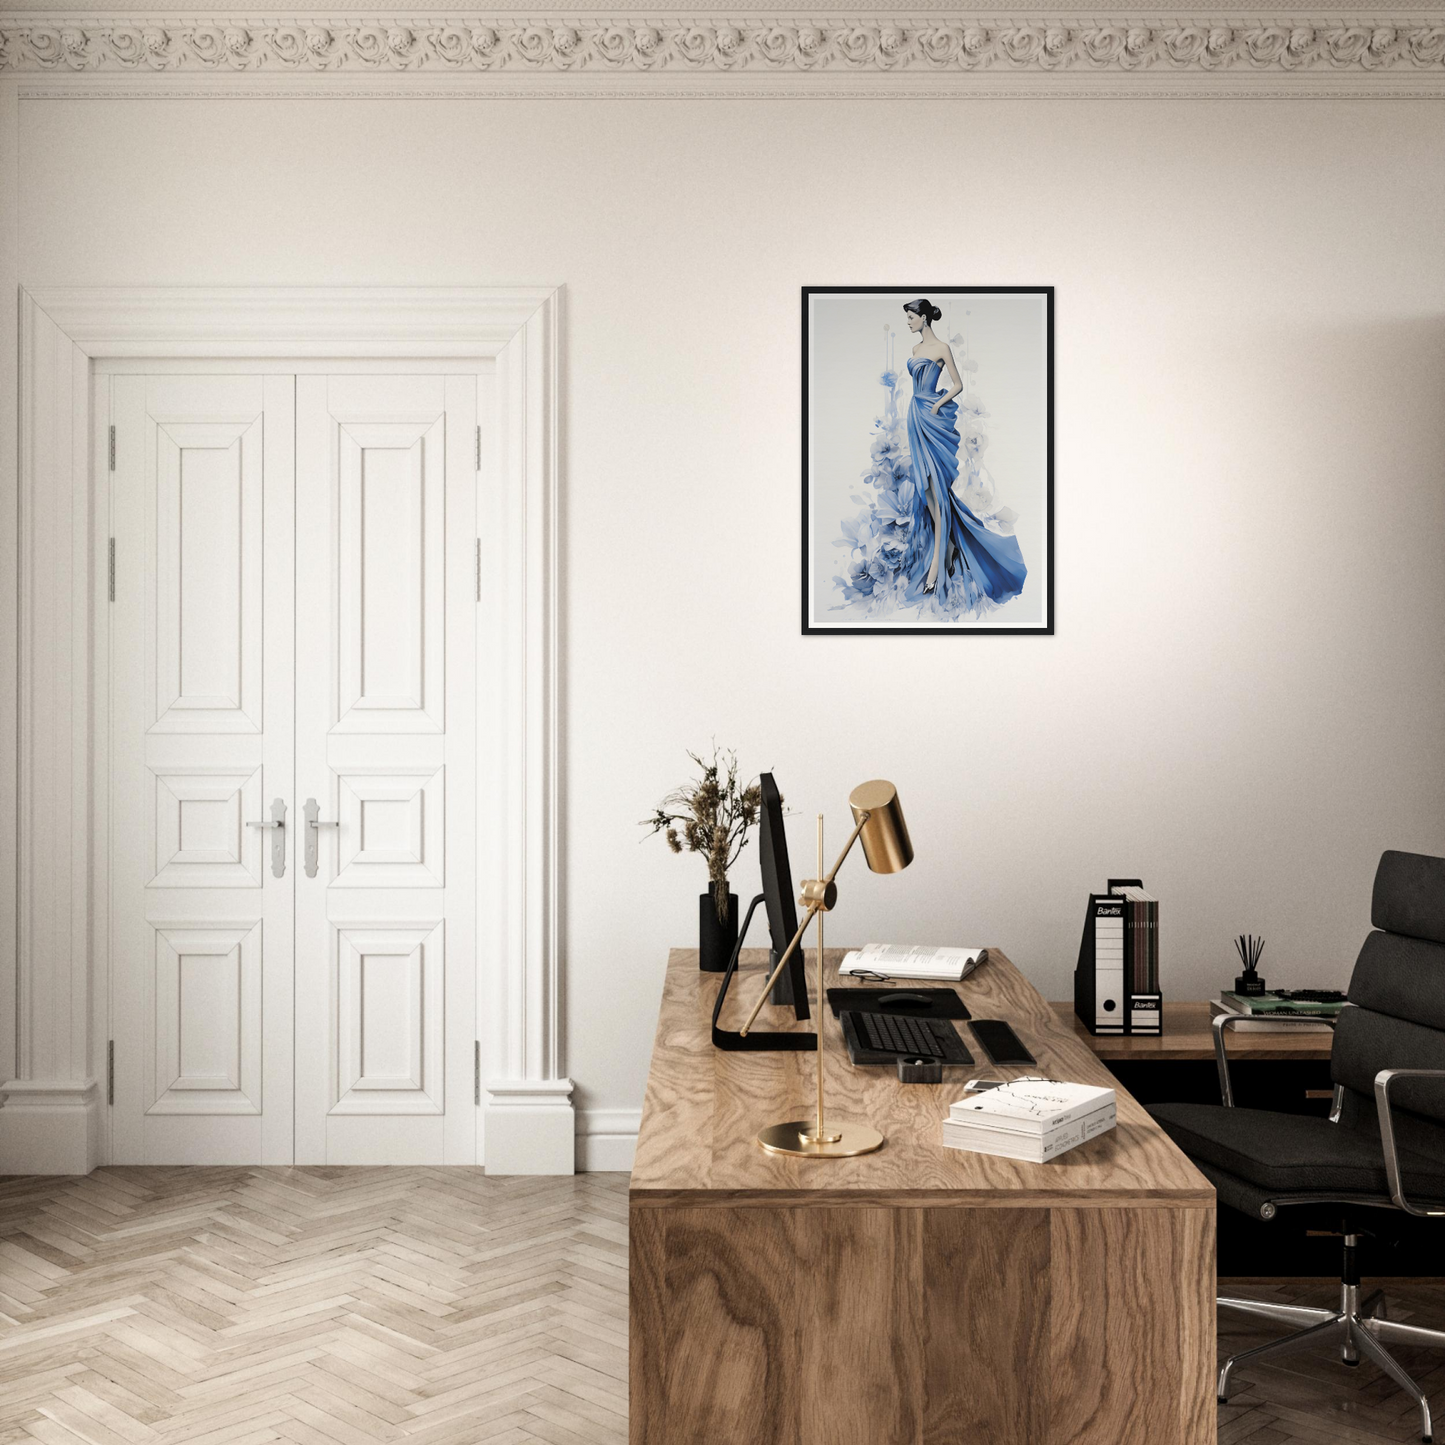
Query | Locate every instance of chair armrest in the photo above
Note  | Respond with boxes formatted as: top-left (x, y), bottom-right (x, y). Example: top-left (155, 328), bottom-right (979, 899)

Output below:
top-left (1212, 1011), bottom-right (1337, 1108)
top-left (1374, 1068), bottom-right (1445, 1217)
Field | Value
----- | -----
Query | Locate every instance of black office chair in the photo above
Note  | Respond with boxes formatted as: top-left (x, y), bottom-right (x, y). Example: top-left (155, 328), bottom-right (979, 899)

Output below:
top-left (1149, 849), bottom-right (1445, 1443)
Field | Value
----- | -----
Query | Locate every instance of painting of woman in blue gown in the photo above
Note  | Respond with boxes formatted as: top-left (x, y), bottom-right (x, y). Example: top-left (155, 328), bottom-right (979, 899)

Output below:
top-left (803, 287), bottom-right (1053, 634)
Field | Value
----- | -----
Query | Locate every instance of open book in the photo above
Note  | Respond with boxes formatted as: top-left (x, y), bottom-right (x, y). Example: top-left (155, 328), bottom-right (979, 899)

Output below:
top-left (839, 943), bottom-right (986, 982)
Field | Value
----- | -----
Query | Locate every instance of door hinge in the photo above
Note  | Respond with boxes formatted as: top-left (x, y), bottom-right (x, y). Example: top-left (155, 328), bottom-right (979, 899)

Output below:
top-left (108, 425), bottom-right (116, 472)
top-left (475, 424), bottom-right (482, 472)
top-left (474, 1042), bottom-right (482, 1106)
top-left (475, 539), bottom-right (482, 602)
top-left (108, 538), bottom-right (116, 602)
top-left (107, 1040), bottom-right (114, 1105)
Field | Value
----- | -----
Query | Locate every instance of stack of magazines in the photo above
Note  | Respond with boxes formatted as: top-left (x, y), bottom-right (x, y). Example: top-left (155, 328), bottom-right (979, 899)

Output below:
top-left (941, 1078), bottom-right (1117, 1163)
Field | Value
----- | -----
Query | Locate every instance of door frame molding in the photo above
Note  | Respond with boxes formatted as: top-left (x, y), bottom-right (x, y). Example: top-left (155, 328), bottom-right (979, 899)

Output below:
top-left (1, 286), bottom-right (571, 1174)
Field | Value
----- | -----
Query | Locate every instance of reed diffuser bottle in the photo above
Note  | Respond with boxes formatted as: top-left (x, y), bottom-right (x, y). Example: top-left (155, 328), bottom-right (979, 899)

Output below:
top-left (1234, 934), bottom-right (1266, 996)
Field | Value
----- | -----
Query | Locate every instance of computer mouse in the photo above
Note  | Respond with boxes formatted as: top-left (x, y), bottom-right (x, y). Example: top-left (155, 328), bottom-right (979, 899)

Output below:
top-left (879, 992), bottom-right (933, 1010)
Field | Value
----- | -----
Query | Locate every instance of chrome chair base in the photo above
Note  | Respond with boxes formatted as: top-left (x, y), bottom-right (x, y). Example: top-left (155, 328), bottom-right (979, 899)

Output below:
top-left (1219, 1281), bottom-right (1445, 1442)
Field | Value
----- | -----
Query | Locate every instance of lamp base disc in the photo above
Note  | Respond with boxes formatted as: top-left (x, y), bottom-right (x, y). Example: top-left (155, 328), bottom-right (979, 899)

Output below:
top-left (757, 1120), bottom-right (884, 1158)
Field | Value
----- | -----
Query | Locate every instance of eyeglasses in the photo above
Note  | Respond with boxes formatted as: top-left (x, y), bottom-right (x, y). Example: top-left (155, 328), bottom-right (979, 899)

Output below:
top-left (846, 957), bottom-right (986, 986)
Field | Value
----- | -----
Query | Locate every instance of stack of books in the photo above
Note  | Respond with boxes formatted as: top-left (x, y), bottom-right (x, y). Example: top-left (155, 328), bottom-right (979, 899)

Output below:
top-left (1210, 990), bottom-right (1345, 1033)
top-left (941, 1079), bottom-right (1117, 1163)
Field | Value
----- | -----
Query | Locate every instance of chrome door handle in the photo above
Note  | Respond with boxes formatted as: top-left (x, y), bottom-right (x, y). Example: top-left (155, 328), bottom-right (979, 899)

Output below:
top-left (303, 797), bottom-right (339, 879)
top-left (246, 797), bottom-right (288, 879)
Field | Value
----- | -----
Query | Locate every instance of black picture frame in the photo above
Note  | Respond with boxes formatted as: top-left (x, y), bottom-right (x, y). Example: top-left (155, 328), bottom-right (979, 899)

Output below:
top-left (801, 285), bottom-right (1054, 636)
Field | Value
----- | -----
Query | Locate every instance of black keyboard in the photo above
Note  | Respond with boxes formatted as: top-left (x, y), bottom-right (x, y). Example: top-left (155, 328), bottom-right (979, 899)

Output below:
top-left (842, 1010), bottom-right (974, 1065)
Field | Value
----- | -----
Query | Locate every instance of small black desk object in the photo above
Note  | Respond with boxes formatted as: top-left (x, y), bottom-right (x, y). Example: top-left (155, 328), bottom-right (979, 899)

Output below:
top-left (970, 1018), bottom-right (1036, 1066)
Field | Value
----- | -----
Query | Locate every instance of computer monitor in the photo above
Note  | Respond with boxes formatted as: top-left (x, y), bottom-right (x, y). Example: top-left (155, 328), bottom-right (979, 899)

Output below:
top-left (710, 771), bottom-right (815, 1052)
top-left (758, 772), bottom-right (810, 1019)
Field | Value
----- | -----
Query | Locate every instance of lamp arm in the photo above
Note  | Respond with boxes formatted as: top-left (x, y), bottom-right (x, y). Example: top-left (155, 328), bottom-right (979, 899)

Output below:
top-left (738, 812), bottom-right (871, 1037)
top-left (821, 812), bottom-right (870, 887)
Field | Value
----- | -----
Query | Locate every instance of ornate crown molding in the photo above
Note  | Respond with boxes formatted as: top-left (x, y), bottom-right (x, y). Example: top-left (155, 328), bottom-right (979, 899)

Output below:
top-left (2, 12), bottom-right (1444, 87)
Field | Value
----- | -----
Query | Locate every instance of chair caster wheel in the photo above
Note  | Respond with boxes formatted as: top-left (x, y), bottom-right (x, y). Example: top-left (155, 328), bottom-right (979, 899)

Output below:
top-left (1217, 1398), bottom-right (1227, 1405)
top-left (1343, 1358), bottom-right (1360, 1367)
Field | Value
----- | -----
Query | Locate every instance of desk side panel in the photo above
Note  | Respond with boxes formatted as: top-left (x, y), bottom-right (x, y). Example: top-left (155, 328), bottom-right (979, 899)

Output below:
top-left (630, 1199), bottom-right (1213, 1445)
top-left (922, 1207), bottom-right (1051, 1445)
top-left (629, 1204), bottom-right (667, 1445)
top-left (799, 1207), bottom-right (923, 1443)
top-left (1049, 1205), bottom-right (1216, 1445)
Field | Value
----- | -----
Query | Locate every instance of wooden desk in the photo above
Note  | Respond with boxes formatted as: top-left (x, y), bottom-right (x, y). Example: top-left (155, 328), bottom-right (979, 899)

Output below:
top-left (1052, 1000), bottom-right (1334, 1061)
top-left (631, 949), bottom-right (1215, 1445)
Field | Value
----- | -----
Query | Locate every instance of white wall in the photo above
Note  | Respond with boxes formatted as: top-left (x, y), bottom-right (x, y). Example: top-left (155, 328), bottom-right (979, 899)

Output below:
top-left (16, 95), bottom-right (1445, 1148)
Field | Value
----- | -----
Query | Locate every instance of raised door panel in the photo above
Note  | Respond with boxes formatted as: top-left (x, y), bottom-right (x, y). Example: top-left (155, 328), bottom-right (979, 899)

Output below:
top-left (110, 374), bottom-right (295, 1166)
top-left (148, 921), bottom-right (262, 1115)
top-left (333, 767), bottom-right (444, 889)
top-left (336, 422), bottom-right (444, 733)
top-left (333, 921), bottom-right (443, 1114)
top-left (150, 420), bottom-right (263, 733)
top-left (295, 374), bottom-right (476, 1166)
top-left (149, 766), bottom-right (264, 888)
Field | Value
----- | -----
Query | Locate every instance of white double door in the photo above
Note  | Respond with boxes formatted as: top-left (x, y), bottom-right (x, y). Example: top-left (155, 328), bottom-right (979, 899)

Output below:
top-left (109, 371), bottom-right (478, 1164)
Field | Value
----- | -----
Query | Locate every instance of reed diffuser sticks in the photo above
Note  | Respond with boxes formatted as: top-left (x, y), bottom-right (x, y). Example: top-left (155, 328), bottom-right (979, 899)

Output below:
top-left (1234, 934), bottom-right (1266, 975)
top-left (1233, 934), bottom-right (1267, 995)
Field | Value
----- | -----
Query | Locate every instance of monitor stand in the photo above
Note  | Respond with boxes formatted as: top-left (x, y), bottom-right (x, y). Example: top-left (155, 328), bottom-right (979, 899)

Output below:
top-left (711, 894), bottom-right (816, 1052)
top-left (770, 950), bottom-right (801, 1008)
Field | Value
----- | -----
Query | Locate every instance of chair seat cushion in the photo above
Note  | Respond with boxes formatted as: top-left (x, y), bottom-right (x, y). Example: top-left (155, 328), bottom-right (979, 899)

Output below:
top-left (1148, 1102), bottom-right (1445, 1198)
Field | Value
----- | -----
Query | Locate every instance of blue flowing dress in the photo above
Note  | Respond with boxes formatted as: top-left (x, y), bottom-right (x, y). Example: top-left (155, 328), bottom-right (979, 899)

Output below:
top-left (903, 354), bottom-right (1027, 612)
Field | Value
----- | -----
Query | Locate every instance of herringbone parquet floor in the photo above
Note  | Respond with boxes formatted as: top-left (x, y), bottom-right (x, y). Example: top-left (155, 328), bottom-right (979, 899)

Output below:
top-left (4, 1168), bottom-right (1445, 1444)
top-left (0, 1168), bottom-right (628, 1445)
top-left (1218, 1276), bottom-right (1445, 1445)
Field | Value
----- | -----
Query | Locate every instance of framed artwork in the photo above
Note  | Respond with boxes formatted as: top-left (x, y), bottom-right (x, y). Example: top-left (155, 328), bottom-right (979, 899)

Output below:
top-left (802, 286), bottom-right (1054, 635)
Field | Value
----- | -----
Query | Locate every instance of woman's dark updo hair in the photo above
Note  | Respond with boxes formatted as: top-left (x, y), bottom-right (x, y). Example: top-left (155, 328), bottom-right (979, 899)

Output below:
top-left (903, 298), bottom-right (942, 325)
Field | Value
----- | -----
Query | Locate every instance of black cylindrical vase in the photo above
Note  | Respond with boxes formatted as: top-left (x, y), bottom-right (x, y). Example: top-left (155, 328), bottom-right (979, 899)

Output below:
top-left (699, 885), bottom-right (739, 972)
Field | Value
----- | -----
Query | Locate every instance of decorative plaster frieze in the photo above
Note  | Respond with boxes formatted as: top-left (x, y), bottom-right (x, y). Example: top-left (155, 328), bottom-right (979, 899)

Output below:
top-left (2, 14), bottom-right (1444, 78)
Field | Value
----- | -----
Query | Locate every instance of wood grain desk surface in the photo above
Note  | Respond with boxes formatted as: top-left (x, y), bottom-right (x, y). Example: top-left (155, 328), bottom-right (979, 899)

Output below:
top-left (1053, 1000), bottom-right (1335, 1061)
top-left (631, 947), bottom-right (1212, 1208)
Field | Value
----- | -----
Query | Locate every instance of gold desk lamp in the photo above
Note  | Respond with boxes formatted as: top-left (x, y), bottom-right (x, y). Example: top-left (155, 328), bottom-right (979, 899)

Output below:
top-left (738, 780), bottom-right (913, 1159)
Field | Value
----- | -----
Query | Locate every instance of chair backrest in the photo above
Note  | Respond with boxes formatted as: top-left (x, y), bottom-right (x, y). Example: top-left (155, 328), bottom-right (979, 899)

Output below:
top-left (1332, 851), bottom-right (1445, 1149)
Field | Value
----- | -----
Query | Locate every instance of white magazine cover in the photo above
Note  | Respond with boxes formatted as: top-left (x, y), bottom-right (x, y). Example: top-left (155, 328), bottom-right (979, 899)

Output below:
top-left (949, 1078), bottom-right (1115, 1134)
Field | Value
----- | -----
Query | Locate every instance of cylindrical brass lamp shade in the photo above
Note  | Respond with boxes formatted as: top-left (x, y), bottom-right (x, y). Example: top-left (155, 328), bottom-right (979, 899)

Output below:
top-left (848, 780), bottom-right (913, 874)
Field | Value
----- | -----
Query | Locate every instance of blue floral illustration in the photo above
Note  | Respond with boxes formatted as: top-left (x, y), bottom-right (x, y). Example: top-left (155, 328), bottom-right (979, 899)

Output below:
top-left (832, 331), bottom-right (1026, 621)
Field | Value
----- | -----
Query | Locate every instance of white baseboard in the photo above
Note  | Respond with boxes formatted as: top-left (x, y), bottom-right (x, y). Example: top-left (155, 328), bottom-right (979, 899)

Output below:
top-left (0, 1076), bottom-right (636, 1177)
top-left (576, 1108), bottom-right (640, 1173)
top-left (0, 1078), bottom-right (102, 1175)
top-left (483, 1078), bottom-right (575, 1175)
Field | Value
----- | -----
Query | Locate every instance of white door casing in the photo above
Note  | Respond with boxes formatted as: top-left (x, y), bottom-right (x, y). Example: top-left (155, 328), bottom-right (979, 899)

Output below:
top-left (295, 374), bottom-right (477, 1164)
top-left (3, 289), bottom-right (567, 1177)
top-left (110, 374), bottom-right (296, 1164)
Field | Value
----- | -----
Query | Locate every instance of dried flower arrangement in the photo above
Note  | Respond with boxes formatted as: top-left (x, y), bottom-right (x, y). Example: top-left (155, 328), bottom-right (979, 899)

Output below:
top-left (643, 746), bottom-right (764, 922)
